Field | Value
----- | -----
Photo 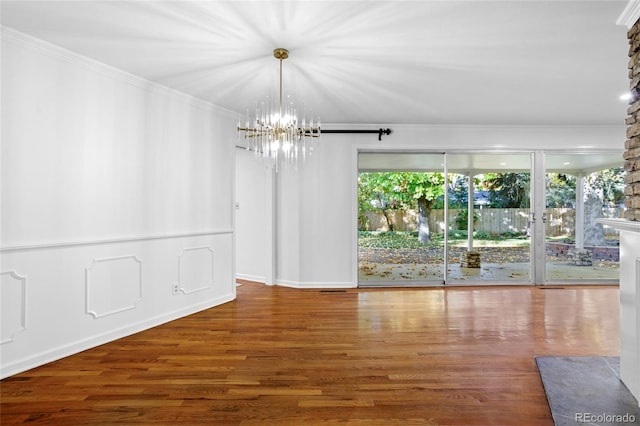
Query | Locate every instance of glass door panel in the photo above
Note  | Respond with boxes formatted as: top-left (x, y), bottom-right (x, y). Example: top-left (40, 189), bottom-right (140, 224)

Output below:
top-left (357, 152), bottom-right (445, 286)
top-left (445, 153), bottom-right (532, 284)
top-left (544, 153), bottom-right (622, 283)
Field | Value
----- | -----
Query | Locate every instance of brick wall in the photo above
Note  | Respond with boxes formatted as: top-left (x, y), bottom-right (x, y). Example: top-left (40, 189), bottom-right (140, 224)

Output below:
top-left (625, 20), bottom-right (640, 221)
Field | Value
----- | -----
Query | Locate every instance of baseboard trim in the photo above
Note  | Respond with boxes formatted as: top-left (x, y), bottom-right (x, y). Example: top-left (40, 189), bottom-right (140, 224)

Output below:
top-left (275, 280), bottom-right (356, 289)
top-left (235, 273), bottom-right (266, 283)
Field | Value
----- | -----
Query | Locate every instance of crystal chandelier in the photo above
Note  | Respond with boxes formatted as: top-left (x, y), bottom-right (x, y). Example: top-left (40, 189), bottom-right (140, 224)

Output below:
top-left (237, 48), bottom-right (320, 170)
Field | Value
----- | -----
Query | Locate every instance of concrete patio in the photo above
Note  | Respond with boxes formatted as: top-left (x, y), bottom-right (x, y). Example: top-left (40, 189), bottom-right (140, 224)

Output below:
top-left (358, 260), bottom-right (619, 284)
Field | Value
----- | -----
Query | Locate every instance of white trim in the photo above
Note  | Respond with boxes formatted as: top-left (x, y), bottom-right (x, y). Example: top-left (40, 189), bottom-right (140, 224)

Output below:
top-left (1, 229), bottom-right (234, 252)
top-left (177, 247), bottom-right (214, 295)
top-left (636, 256), bottom-right (640, 402)
top-left (0, 26), bottom-right (240, 119)
top-left (443, 153), bottom-right (449, 282)
top-left (275, 280), bottom-right (357, 289)
top-left (322, 122), bottom-right (625, 131)
top-left (618, 1), bottom-right (640, 28)
top-left (575, 174), bottom-right (586, 250)
top-left (634, 257), bottom-right (640, 407)
top-left (235, 273), bottom-right (267, 284)
top-left (596, 218), bottom-right (640, 233)
top-left (0, 271), bottom-right (28, 344)
top-left (265, 164), bottom-right (277, 286)
top-left (352, 145), bottom-right (360, 287)
top-left (85, 256), bottom-right (143, 319)
top-left (533, 150), bottom-right (546, 285)
top-left (0, 293), bottom-right (235, 379)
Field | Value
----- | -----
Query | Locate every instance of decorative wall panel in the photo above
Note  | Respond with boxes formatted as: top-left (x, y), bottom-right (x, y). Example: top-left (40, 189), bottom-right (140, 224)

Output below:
top-left (85, 256), bottom-right (142, 318)
top-left (0, 271), bottom-right (27, 344)
top-left (1, 30), bottom-right (236, 379)
top-left (177, 247), bottom-right (214, 294)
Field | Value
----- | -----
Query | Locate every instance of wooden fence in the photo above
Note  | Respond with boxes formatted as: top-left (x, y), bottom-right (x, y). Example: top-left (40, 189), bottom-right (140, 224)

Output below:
top-left (362, 208), bottom-right (624, 237)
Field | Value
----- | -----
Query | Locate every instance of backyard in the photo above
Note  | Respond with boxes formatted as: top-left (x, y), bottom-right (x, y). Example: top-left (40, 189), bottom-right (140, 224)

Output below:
top-left (358, 231), bottom-right (620, 282)
top-left (357, 167), bottom-right (624, 283)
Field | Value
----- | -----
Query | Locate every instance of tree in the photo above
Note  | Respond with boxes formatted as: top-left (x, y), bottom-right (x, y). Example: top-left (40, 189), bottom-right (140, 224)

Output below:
top-left (583, 167), bottom-right (625, 246)
top-left (545, 169), bottom-right (624, 210)
top-left (403, 173), bottom-right (446, 243)
top-left (546, 173), bottom-right (576, 208)
top-left (483, 173), bottom-right (531, 208)
top-left (447, 174), bottom-right (471, 208)
top-left (358, 172), bottom-right (445, 242)
top-left (358, 173), bottom-right (402, 231)
top-left (595, 167), bottom-right (625, 207)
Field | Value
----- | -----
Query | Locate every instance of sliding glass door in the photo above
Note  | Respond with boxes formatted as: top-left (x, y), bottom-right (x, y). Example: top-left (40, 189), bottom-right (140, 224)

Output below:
top-left (357, 152), bottom-right (446, 286)
top-left (356, 150), bottom-right (622, 287)
top-left (544, 153), bottom-right (623, 283)
top-left (445, 153), bottom-right (532, 284)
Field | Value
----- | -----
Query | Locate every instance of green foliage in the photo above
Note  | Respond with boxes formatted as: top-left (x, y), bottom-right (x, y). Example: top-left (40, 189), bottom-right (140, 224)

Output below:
top-left (447, 230), bottom-right (468, 240)
top-left (546, 173), bottom-right (576, 208)
top-left (357, 214), bottom-right (370, 231)
top-left (358, 231), bottom-right (432, 249)
top-left (473, 230), bottom-right (492, 240)
top-left (545, 168), bottom-right (625, 208)
top-left (454, 209), bottom-right (478, 230)
top-left (358, 172), bottom-right (446, 234)
top-left (500, 231), bottom-right (525, 239)
top-left (483, 173), bottom-right (531, 208)
top-left (586, 167), bottom-right (625, 207)
top-left (446, 175), bottom-right (468, 208)
top-left (358, 173), bottom-right (407, 231)
top-left (358, 172), bottom-right (446, 212)
top-left (444, 174), bottom-right (482, 209)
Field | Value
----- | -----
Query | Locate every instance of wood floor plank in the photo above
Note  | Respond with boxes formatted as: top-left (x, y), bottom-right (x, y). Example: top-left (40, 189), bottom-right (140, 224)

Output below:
top-left (1, 283), bottom-right (619, 425)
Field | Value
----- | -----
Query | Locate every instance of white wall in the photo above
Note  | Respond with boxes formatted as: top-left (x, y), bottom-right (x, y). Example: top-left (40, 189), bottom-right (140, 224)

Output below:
top-left (0, 28), bottom-right (237, 378)
top-left (241, 124), bottom-right (625, 288)
top-left (234, 148), bottom-right (268, 282)
top-left (297, 137), bottom-right (355, 287)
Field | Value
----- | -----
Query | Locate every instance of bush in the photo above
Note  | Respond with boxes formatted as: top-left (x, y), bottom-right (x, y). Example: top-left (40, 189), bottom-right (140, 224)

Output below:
top-left (455, 209), bottom-right (478, 230)
top-left (448, 230), bottom-right (468, 239)
top-left (473, 230), bottom-right (491, 240)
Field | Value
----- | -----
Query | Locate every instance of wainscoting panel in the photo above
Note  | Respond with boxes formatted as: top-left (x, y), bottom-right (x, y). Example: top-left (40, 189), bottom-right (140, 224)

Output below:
top-left (0, 271), bottom-right (27, 344)
top-left (0, 231), bottom-right (235, 379)
top-left (177, 247), bottom-right (213, 295)
top-left (85, 256), bottom-right (142, 318)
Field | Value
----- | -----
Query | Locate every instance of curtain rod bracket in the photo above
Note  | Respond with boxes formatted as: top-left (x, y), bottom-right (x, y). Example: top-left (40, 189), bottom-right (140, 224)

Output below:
top-left (377, 128), bottom-right (392, 141)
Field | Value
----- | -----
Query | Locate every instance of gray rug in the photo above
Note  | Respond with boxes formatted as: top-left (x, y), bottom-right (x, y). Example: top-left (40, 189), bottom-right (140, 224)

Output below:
top-left (536, 357), bottom-right (639, 425)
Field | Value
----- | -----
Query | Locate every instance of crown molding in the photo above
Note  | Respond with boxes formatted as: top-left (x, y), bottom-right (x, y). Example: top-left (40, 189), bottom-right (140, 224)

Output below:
top-left (617, 0), bottom-right (640, 28)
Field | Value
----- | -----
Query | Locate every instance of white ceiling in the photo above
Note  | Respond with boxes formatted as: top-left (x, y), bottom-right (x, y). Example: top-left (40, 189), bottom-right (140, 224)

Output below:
top-left (0, 0), bottom-right (632, 127)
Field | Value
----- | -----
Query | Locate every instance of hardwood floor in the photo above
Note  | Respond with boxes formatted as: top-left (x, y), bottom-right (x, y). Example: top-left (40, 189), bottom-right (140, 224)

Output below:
top-left (1, 282), bottom-right (620, 425)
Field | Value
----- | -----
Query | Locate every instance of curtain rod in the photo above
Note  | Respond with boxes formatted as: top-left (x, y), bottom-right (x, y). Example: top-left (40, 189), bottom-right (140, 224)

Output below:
top-left (321, 128), bottom-right (392, 141)
top-left (234, 128), bottom-right (393, 150)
